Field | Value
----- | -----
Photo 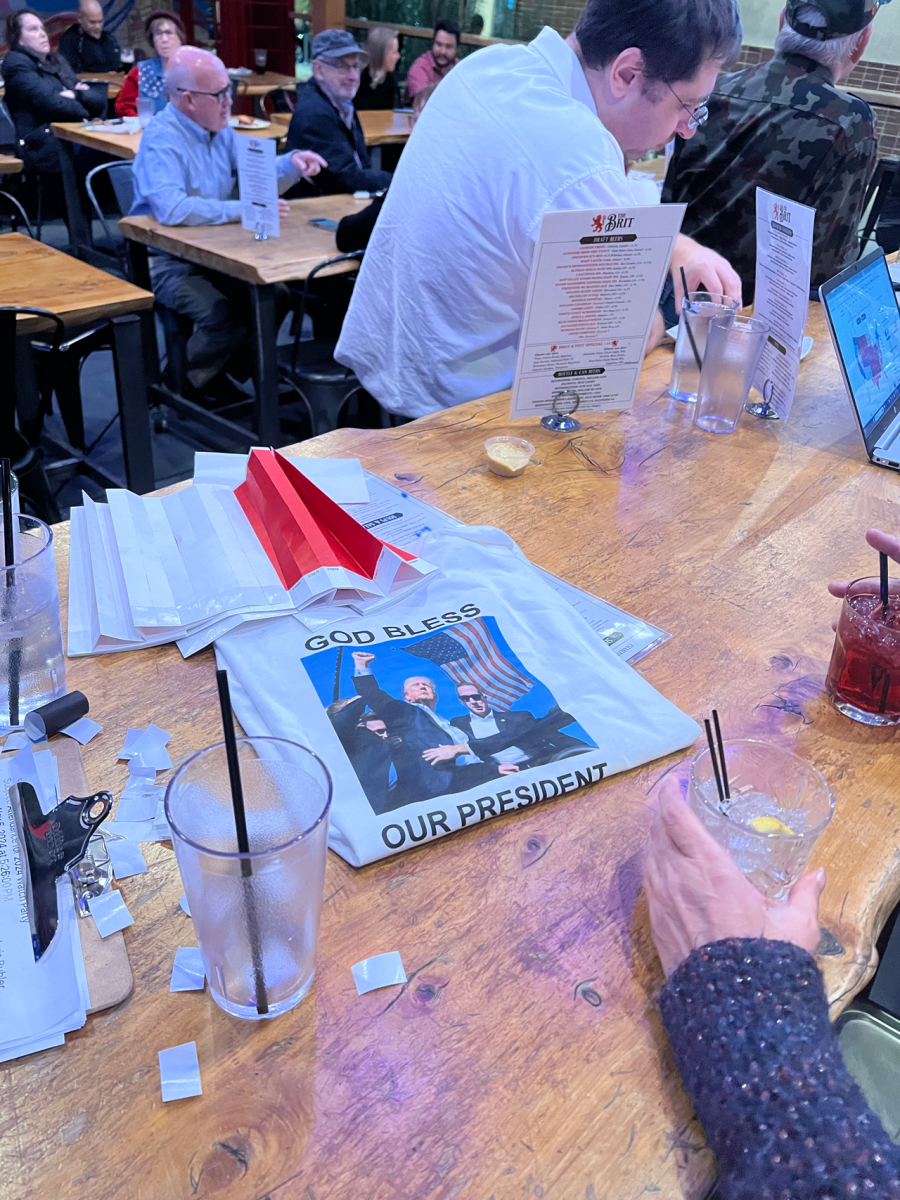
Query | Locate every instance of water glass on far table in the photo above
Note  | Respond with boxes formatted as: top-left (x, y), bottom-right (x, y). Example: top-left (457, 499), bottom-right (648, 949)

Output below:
top-left (165, 737), bottom-right (332, 1020)
top-left (688, 739), bottom-right (834, 900)
top-left (136, 96), bottom-right (154, 128)
top-left (0, 513), bottom-right (66, 732)
top-left (826, 575), bottom-right (900, 726)
top-left (669, 291), bottom-right (739, 403)
top-left (693, 315), bottom-right (769, 434)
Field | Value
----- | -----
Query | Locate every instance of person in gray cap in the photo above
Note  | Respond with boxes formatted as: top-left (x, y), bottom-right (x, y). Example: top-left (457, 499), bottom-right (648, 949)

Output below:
top-left (285, 29), bottom-right (393, 195)
top-left (663, 0), bottom-right (881, 302)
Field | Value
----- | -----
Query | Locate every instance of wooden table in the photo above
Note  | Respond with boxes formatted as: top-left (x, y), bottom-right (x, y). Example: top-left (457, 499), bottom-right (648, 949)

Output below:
top-left (270, 107), bottom-right (414, 148)
top-left (231, 71), bottom-right (298, 117)
top-left (50, 120), bottom-right (287, 261)
top-left (120, 195), bottom-right (369, 445)
top-left (5, 302), bottom-right (899, 1200)
top-left (77, 70), bottom-right (126, 98)
top-left (0, 232), bottom-right (156, 492)
top-left (0, 152), bottom-right (22, 175)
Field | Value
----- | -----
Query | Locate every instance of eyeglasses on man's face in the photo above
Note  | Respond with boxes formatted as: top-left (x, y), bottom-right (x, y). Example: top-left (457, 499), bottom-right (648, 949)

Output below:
top-left (460, 692), bottom-right (487, 704)
top-left (664, 81), bottom-right (709, 130)
top-left (321, 56), bottom-right (364, 74)
top-left (177, 85), bottom-right (232, 104)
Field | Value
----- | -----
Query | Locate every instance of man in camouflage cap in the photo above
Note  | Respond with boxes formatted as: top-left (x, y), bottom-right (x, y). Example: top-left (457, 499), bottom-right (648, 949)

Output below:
top-left (662, 0), bottom-right (880, 301)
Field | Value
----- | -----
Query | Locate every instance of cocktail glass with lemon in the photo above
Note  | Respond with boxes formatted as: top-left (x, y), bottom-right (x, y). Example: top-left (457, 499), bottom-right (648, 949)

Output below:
top-left (687, 739), bottom-right (834, 900)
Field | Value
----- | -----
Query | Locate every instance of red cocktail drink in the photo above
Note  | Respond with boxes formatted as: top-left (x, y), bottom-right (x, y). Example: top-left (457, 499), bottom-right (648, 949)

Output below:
top-left (826, 576), bottom-right (900, 726)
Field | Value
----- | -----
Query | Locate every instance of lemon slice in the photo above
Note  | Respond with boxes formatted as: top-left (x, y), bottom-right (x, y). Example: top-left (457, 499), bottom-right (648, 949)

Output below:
top-left (748, 815), bottom-right (796, 836)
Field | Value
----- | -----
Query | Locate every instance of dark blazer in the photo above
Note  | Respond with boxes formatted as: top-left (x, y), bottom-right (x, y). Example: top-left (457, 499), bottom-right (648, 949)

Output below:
top-left (355, 68), bottom-right (398, 110)
top-left (57, 24), bottom-right (121, 73)
top-left (451, 706), bottom-right (590, 767)
top-left (284, 79), bottom-right (392, 196)
top-left (336, 192), bottom-right (384, 252)
top-left (328, 695), bottom-right (394, 815)
top-left (2, 47), bottom-right (105, 172)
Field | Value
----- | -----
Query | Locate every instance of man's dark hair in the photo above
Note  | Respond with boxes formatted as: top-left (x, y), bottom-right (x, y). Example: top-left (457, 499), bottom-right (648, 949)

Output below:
top-left (434, 18), bottom-right (461, 44)
top-left (575, 0), bottom-right (741, 83)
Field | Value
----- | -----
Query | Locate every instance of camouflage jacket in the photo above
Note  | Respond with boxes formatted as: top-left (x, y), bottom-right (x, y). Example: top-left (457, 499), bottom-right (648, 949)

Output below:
top-left (662, 52), bottom-right (877, 299)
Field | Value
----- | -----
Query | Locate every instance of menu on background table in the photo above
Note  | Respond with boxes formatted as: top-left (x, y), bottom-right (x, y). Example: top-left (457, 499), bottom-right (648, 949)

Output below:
top-left (510, 203), bottom-right (685, 419)
top-left (752, 187), bottom-right (815, 421)
top-left (236, 135), bottom-right (280, 239)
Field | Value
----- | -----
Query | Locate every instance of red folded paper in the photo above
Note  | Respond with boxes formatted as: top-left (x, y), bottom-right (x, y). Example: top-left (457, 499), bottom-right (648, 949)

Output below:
top-left (235, 448), bottom-right (412, 590)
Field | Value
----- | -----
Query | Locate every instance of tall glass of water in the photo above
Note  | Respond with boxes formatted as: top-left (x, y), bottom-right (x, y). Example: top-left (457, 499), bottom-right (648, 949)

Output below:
top-left (669, 291), bottom-right (739, 402)
top-left (165, 737), bottom-right (332, 1020)
top-left (688, 739), bottom-right (834, 899)
top-left (1, 514), bottom-right (66, 732)
top-left (693, 315), bottom-right (770, 434)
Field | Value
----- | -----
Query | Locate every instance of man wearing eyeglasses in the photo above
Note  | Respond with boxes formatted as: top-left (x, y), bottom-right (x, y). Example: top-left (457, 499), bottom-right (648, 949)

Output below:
top-left (130, 46), bottom-right (326, 402)
top-left (451, 684), bottom-right (590, 768)
top-left (663, 0), bottom-right (879, 303)
top-left (284, 29), bottom-right (393, 196)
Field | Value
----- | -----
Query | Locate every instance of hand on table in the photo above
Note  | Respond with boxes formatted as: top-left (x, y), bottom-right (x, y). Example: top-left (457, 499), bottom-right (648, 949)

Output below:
top-left (828, 528), bottom-right (900, 600)
top-left (291, 150), bottom-right (327, 178)
top-left (422, 743), bottom-right (463, 764)
top-left (644, 776), bottom-right (825, 977)
top-left (278, 198), bottom-right (290, 217)
top-left (671, 235), bottom-right (743, 310)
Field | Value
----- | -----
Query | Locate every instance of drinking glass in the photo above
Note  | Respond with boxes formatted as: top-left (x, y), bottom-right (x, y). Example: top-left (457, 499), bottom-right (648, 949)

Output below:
top-left (669, 291), bottom-right (739, 403)
top-left (165, 737), bottom-right (332, 1020)
top-left (826, 576), bottom-right (900, 726)
top-left (693, 315), bottom-right (769, 434)
top-left (0, 514), bottom-right (66, 732)
top-left (136, 96), bottom-right (155, 127)
top-left (254, 49), bottom-right (268, 73)
top-left (688, 740), bottom-right (834, 899)
top-left (120, 47), bottom-right (135, 65)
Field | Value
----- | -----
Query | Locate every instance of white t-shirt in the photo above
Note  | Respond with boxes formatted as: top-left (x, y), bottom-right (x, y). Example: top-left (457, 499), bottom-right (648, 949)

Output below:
top-left (336, 26), bottom-right (659, 418)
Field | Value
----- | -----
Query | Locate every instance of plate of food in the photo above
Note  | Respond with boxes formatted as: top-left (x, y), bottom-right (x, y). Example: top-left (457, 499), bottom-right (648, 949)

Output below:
top-left (230, 115), bottom-right (271, 129)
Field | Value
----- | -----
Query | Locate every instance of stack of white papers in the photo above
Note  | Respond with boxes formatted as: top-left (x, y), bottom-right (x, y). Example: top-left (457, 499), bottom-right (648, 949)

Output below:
top-left (0, 750), bottom-right (90, 1061)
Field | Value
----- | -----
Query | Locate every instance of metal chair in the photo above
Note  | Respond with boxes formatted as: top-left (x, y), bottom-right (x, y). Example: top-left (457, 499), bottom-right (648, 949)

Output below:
top-left (85, 160), bottom-right (134, 275)
top-left (0, 190), bottom-right (34, 237)
top-left (858, 158), bottom-right (900, 257)
top-left (279, 253), bottom-right (370, 437)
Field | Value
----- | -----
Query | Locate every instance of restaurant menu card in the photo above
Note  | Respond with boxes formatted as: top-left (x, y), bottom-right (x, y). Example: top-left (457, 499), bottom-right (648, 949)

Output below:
top-left (752, 187), bottom-right (815, 421)
top-left (510, 204), bottom-right (685, 419)
top-left (236, 135), bottom-right (280, 239)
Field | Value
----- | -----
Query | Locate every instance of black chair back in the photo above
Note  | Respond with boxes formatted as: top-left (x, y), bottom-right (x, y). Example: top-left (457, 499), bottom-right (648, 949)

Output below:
top-left (859, 158), bottom-right (900, 257)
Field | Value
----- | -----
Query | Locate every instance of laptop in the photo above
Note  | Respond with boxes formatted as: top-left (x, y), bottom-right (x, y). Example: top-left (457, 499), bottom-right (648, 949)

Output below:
top-left (820, 248), bottom-right (900, 470)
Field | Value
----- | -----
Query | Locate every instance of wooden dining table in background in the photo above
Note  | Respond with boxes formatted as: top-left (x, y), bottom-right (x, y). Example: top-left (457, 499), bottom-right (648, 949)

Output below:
top-left (77, 70), bottom-right (126, 97)
top-left (3, 301), bottom-right (899, 1200)
top-left (269, 107), bottom-right (414, 148)
top-left (0, 152), bottom-right (23, 175)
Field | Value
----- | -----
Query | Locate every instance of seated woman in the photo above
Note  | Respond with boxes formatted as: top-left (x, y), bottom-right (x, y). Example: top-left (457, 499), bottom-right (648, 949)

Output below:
top-left (2, 7), bottom-right (105, 174)
top-left (356, 25), bottom-right (400, 110)
top-left (645, 554), bottom-right (900, 1200)
top-left (115, 9), bottom-right (185, 117)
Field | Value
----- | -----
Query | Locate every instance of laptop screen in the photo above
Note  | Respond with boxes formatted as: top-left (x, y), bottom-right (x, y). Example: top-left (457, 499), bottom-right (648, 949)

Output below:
top-left (824, 255), bottom-right (900, 440)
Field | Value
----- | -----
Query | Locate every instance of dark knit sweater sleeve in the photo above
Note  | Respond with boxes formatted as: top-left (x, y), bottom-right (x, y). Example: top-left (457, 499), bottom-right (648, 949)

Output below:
top-left (660, 938), bottom-right (900, 1199)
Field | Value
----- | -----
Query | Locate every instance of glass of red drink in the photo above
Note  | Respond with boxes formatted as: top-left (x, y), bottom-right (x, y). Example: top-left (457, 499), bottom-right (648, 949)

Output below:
top-left (826, 576), bottom-right (900, 725)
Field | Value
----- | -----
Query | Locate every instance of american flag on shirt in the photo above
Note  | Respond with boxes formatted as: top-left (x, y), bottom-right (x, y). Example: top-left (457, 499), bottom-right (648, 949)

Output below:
top-left (402, 618), bottom-right (534, 710)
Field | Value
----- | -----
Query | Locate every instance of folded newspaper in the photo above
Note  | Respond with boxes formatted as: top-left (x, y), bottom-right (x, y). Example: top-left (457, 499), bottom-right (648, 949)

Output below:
top-left (67, 450), bottom-right (436, 658)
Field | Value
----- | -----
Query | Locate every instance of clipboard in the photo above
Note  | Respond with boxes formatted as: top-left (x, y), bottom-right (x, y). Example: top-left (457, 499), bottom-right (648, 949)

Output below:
top-left (46, 739), bottom-right (134, 1014)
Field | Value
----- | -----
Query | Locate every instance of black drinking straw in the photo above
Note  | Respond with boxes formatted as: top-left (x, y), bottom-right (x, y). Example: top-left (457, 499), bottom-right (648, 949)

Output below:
top-left (712, 709), bottom-right (731, 800)
top-left (679, 266), bottom-right (703, 373)
top-left (1, 459), bottom-right (20, 729)
top-left (704, 718), bottom-right (725, 805)
top-left (880, 551), bottom-right (890, 622)
top-left (216, 668), bottom-right (269, 1015)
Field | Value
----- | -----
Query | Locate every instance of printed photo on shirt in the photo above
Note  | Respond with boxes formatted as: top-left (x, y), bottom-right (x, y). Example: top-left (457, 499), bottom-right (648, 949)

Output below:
top-left (303, 615), bottom-right (598, 816)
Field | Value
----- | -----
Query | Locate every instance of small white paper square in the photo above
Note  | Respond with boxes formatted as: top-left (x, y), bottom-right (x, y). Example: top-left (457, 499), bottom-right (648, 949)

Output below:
top-left (152, 799), bottom-right (171, 842)
top-left (2, 732), bottom-right (30, 751)
top-left (116, 787), bottom-right (158, 824)
top-left (128, 760), bottom-right (158, 779)
top-left (351, 951), bottom-right (407, 995)
top-left (34, 749), bottom-right (61, 810)
top-left (89, 890), bottom-right (135, 937)
top-left (104, 820), bottom-right (156, 843)
top-left (61, 716), bottom-right (102, 745)
top-left (108, 839), bottom-right (147, 880)
top-left (170, 947), bottom-right (205, 992)
top-left (118, 727), bottom-right (145, 760)
top-left (158, 1041), bottom-right (202, 1102)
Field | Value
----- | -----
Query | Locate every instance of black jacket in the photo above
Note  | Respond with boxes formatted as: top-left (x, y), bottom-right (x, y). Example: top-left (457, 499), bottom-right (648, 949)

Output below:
top-left (57, 24), bottom-right (122, 73)
top-left (284, 78), bottom-right (392, 196)
top-left (355, 68), bottom-right (397, 111)
top-left (450, 707), bottom-right (590, 767)
top-left (335, 193), bottom-right (384, 252)
top-left (1, 47), bottom-right (105, 172)
top-left (328, 695), bottom-right (395, 815)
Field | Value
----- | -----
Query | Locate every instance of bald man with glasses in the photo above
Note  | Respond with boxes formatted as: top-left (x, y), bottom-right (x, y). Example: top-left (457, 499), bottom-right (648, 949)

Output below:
top-left (129, 46), bottom-right (326, 401)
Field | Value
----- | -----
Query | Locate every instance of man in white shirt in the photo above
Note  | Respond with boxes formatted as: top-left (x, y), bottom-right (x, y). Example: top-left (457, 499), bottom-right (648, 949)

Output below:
top-left (336, 0), bottom-right (743, 418)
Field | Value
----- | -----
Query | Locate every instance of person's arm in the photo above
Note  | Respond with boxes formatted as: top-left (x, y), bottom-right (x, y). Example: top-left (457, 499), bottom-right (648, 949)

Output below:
top-left (57, 27), bottom-right (80, 72)
top-left (292, 111), bottom-right (390, 193)
top-left (132, 135), bottom-right (241, 226)
top-left (114, 67), bottom-right (139, 116)
top-left (3, 55), bottom-right (94, 121)
top-left (646, 778), bottom-right (900, 1196)
top-left (806, 112), bottom-right (878, 283)
top-left (335, 193), bottom-right (383, 252)
top-left (275, 149), bottom-right (326, 194)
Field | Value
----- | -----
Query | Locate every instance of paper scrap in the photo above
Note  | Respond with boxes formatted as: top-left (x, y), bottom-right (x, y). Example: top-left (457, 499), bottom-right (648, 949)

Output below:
top-left (2, 732), bottom-right (30, 752)
top-left (118, 727), bottom-right (145, 760)
top-left (158, 1041), bottom-right (202, 1102)
top-left (170, 947), bottom-right (205, 992)
top-left (60, 716), bottom-right (103, 745)
top-left (180, 894), bottom-right (191, 917)
top-left (128, 761), bottom-right (158, 779)
top-left (108, 839), bottom-right (147, 880)
top-left (116, 785), bottom-right (159, 824)
top-left (351, 951), bottom-right (407, 995)
top-left (34, 750), bottom-right (61, 810)
top-left (89, 890), bottom-right (135, 937)
top-left (104, 820), bottom-right (156, 843)
top-left (152, 799), bottom-right (171, 842)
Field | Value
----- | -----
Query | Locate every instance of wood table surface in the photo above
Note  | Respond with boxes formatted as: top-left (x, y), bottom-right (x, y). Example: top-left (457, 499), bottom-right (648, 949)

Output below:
top-left (0, 231), bottom-right (153, 332)
top-left (120, 194), bottom-right (370, 284)
top-left (0, 152), bottom-right (22, 174)
top-left (51, 117), bottom-right (285, 161)
top-left (77, 70), bottom-right (126, 97)
top-left (270, 107), bottom-right (414, 146)
top-left (3, 301), bottom-right (900, 1200)
top-left (231, 70), bottom-right (298, 97)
